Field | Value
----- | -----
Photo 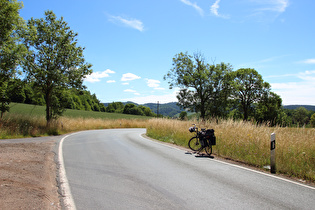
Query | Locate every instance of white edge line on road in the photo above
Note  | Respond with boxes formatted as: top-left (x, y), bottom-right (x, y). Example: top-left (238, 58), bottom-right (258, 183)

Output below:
top-left (140, 133), bottom-right (315, 191)
top-left (59, 133), bottom-right (78, 210)
top-left (211, 158), bottom-right (315, 190)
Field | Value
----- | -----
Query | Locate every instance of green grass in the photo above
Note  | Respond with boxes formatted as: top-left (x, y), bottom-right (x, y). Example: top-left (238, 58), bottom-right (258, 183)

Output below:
top-left (8, 103), bottom-right (151, 120)
top-left (0, 103), bottom-right (150, 139)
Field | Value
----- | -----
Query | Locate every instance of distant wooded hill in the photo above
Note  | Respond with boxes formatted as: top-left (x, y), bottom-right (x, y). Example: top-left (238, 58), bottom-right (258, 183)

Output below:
top-left (103, 102), bottom-right (183, 117)
top-left (142, 102), bottom-right (184, 117)
top-left (103, 102), bottom-right (315, 117)
top-left (283, 105), bottom-right (315, 111)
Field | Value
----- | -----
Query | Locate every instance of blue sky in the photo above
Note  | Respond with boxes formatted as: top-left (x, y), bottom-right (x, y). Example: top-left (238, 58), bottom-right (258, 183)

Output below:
top-left (20, 0), bottom-right (315, 105)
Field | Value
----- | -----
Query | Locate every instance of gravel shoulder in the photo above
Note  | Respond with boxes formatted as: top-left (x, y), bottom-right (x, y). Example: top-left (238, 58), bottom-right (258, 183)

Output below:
top-left (0, 136), bottom-right (62, 209)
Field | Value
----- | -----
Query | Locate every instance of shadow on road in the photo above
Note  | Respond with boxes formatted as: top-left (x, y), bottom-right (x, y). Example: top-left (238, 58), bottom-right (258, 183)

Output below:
top-left (185, 151), bottom-right (214, 159)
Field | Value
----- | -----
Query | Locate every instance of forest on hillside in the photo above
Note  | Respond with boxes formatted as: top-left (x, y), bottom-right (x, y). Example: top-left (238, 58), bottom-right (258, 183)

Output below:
top-left (4, 75), bottom-right (315, 127)
top-left (1, 1), bottom-right (314, 127)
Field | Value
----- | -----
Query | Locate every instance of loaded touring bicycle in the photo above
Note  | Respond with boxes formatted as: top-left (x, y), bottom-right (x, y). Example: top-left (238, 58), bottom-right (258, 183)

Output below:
top-left (188, 124), bottom-right (216, 156)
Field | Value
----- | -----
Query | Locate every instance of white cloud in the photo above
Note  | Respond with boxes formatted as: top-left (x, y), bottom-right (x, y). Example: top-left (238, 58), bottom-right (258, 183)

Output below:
top-left (146, 79), bottom-right (165, 90)
top-left (210, 0), bottom-right (220, 16)
top-left (275, 0), bottom-right (289, 12)
top-left (180, 0), bottom-right (204, 16)
top-left (264, 73), bottom-right (296, 79)
top-left (301, 59), bottom-right (315, 64)
top-left (243, 0), bottom-right (289, 23)
top-left (122, 90), bottom-right (179, 104)
top-left (210, 0), bottom-right (229, 19)
top-left (85, 69), bottom-right (115, 83)
top-left (124, 89), bottom-right (137, 93)
top-left (271, 82), bottom-right (315, 105)
top-left (154, 87), bottom-right (166, 90)
top-left (122, 82), bottom-right (129, 85)
top-left (297, 70), bottom-right (315, 81)
top-left (108, 15), bottom-right (144, 32)
top-left (256, 0), bottom-right (289, 13)
top-left (269, 70), bottom-right (315, 105)
top-left (107, 80), bottom-right (116, 83)
top-left (124, 89), bottom-right (140, 96)
top-left (237, 54), bottom-right (290, 69)
top-left (266, 70), bottom-right (315, 80)
top-left (146, 79), bottom-right (160, 88)
top-left (121, 73), bottom-right (141, 81)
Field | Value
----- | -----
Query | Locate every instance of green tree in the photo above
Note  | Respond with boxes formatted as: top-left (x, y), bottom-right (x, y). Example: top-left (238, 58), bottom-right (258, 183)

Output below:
top-left (0, 0), bottom-right (26, 118)
top-left (0, 82), bottom-right (10, 118)
top-left (91, 93), bottom-right (100, 111)
top-left (179, 111), bottom-right (187, 120)
top-left (123, 103), bottom-right (144, 116)
top-left (99, 103), bottom-right (106, 112)
top-left (231, 68), bottom-right (271, 121)
top-left (293, 107), bottom-right (309, 126)
top-left (106, 102), bottom-right (124, 113)
top-left (105, 103), bottom-right (115, 113)
top-left (254, 91), bottom-right (282, 125)
top-left (164, 52), bottom-right (232, 120)
top-left (205, 63), bottom-right (233, 119)
top-left (72, 94), bottom-right (84, 110)
top-left (22, 11), bottom-right (92, 124)
top-left (139, 105), bottom-right (154, 116)
top-left (7, 78), bottom-right (26, 103)
top-left (310, 113), bottom-right (315, 128)
top-left (23, 82), bottom-right (45, 105)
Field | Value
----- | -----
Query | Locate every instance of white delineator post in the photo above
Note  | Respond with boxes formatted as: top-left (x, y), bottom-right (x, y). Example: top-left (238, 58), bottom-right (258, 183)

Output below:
top-left (270, 133), bottom-right (276, 174)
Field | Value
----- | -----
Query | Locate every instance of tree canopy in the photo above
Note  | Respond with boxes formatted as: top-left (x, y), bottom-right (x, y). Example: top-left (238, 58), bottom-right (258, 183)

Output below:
top-left (165, 52), bottom-right (285, 123)
top-left (231, 68), bottom-right (271, 121)
top-left (164, 52), bottom-right (232, 120)
top-left (311, 113), bottom-right (315, 127)
top-left (22, 10), bottom-right (92, 123)
top-left (0, 0), bottom-right (26, 118)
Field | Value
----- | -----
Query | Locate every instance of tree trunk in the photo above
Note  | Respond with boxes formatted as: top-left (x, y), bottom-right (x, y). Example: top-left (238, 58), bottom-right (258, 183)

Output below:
top-left (200, 100), bottom-right (206, 121)
top-left (45, 88), bottom-right (52, 126)
top-left (243, 107), bottom-right (248, 121)
top-left (242, 100), bottom-right (248, 121)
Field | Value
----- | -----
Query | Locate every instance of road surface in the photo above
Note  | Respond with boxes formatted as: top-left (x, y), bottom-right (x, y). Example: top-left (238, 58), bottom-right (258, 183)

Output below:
top-left (62, 129), bottom-right (315, 209)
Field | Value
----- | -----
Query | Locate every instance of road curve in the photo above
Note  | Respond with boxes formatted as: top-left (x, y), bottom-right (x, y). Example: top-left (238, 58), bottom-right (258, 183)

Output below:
top-left (62, 129), bottom-right (315, 210)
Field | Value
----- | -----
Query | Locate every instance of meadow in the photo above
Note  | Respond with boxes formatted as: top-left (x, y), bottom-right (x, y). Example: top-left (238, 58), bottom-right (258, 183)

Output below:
top-left (146, 118), bottom-right (315, 182)
top-left (0, 103), bottom-right (150, 138)
top-left (1, 103), bottom-right (314, 182)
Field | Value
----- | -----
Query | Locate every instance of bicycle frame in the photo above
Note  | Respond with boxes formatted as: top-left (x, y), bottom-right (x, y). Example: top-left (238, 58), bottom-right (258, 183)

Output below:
top-left (188, 124), bottom-right (213, 155)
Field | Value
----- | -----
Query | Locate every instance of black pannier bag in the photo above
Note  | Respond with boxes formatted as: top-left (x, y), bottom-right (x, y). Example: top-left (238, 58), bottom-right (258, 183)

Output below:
top-left (200, 139), bottom-right (205, 147)
top-left (199, 134), bottom-right (208, 147)
top-left (204, 129), bottom-right (216, 146)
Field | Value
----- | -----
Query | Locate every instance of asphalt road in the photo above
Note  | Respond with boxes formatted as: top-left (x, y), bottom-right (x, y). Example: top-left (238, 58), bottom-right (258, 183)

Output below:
top-left (62, 129), bottom-right (315, 210)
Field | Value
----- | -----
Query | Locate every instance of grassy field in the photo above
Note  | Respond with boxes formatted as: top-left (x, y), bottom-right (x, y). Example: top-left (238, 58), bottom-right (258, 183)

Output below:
top-left (1, 103), bottom-right (315, 182)
top-left (0, 103), bottom-right (150, 138)
top-left (146, 118), bottom-right (315, 182)
top-left (8, 103), bottom-right (151, 119)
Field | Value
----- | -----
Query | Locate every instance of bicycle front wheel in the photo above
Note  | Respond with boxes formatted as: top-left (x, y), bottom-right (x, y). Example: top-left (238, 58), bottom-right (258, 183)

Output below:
top-left (205, 144), bottom-right (212, 156)
top-left (188, 137), bottom-right (202, 151)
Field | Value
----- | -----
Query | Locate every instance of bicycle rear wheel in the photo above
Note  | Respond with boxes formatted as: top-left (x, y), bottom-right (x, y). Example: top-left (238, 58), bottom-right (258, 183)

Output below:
top-left (188, 137), bottom-right (202, 151)
top-left (205, 144), bottom-right (212, 156)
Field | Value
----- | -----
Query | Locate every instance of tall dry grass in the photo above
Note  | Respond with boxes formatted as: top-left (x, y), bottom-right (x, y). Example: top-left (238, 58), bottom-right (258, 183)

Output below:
top-left (1, 114), bottom-right (314, 182)
top-left (59, 117), bottom-right (148, 132)
top-left (0, 114), bottom-right (47, 138)
top-left (146, 118), bottom-right (315, 182)
top-left (0, 114), bottom-right (149, 138)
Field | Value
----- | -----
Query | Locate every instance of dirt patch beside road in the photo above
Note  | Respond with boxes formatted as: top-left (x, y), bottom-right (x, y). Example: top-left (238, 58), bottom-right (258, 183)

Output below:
top-left (0, 139), bottom-right (60, 209)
